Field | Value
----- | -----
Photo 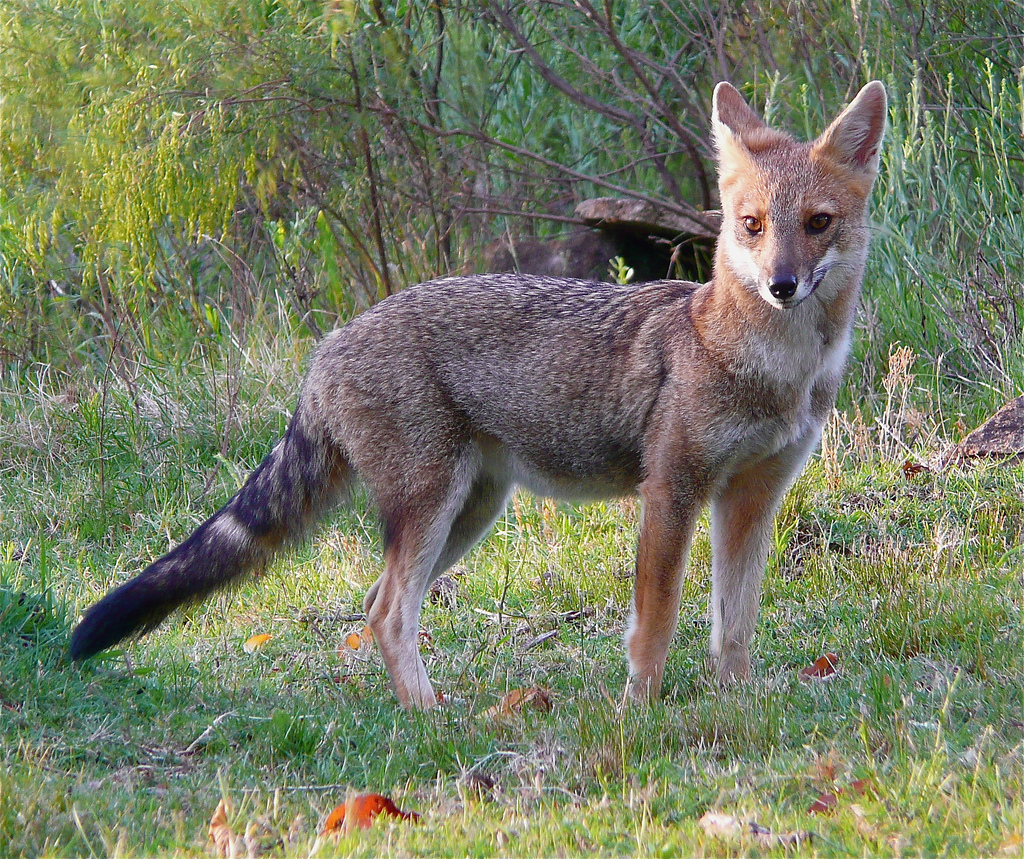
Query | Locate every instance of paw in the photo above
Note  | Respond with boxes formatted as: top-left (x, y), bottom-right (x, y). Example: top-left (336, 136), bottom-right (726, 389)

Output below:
top-left (625, 671), bottom-right (662, 705)
top-left (715, 643), bottom-right (751, 685)
top-left (396, 680), bottom-right (439, 710)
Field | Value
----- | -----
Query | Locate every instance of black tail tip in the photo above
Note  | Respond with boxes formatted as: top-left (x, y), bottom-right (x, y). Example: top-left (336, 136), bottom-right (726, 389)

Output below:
top-left (67, 578), bottom-right (173, 661)
top-left (67, 632), bottom-right (93, 661)
top-left (68, 609), bottom-right (120, 661)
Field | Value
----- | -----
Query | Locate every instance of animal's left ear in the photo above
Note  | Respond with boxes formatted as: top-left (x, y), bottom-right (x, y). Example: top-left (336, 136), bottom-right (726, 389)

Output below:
top-left (812, 81), bottom-right (887, 177)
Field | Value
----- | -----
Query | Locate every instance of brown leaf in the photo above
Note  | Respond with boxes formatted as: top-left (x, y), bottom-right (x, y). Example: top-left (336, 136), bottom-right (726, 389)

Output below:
top-left (808, 778), bottom-right (875, 815)
top-left (458, 770), bottom-right (497, 799)
top-left (242, 633), bottom-right (271, 654)
top-left (808, 790), bottom-right (840, 815)
top-left (522, 629), bottom-right (559, 651)
top-left (902, 459), bottom-right (931, 479)
top-left (800, 652), bottom-right (840, 680)
top-left (428, 571), bottom-right (461, 609)
top-left (849, 777), bottom-right (875, 797)
top-left (321, 793), bottom-right (421, 834)
top-left (477, 686), bottom-right (553, 721)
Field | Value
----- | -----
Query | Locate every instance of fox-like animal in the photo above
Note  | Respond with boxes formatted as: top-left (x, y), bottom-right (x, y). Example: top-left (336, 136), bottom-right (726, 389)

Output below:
top-left (70, 81), bottom-right (887, 709)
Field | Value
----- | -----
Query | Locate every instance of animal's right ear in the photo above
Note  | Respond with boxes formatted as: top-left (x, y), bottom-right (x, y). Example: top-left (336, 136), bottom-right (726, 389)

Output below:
top-left (711, 82), bottom-right (767, 153)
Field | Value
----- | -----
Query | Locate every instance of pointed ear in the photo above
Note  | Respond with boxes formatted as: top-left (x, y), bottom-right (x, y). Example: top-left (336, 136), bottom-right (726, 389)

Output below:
top-left (711, 81), bottom-right (767, 152)
top-left (812, 81), bottom-right (887, 176)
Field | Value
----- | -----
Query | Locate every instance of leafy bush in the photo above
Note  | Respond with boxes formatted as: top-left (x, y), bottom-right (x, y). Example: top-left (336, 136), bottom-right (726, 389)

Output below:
top-left (0, 0), bottom-right (1020, 415)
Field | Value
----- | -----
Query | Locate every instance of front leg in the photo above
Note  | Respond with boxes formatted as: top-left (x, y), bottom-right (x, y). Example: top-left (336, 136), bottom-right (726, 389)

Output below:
top-left (625, 476), bottom-right (701, 702)
top-left (710, 434), bottom-right (819, 683)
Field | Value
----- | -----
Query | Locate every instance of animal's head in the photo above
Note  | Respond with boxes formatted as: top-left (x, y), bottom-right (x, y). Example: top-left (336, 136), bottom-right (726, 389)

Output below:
top-left (711, 81), bottom-right (887, 310)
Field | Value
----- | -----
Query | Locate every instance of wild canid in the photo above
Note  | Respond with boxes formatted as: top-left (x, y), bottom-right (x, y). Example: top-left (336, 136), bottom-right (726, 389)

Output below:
top-left (71, 81), bottom-right (887, 709)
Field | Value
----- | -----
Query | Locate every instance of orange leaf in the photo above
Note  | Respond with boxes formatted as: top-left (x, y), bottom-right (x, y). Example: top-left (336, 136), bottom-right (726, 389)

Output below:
top-left (342, 626), bottom-right (374, 652)
top-left (322, 804), bottom-right (347, 834)
top-left (478, 686), bottom-right (553, 721)
top-left (799, 652), bottom-right (839, 680)
top-left (321, 793), bottom-right (420, 834)
top-left (242, 633), bottom-right (271, 654)
top-left (1000, 834), bottom-right (1023, 855)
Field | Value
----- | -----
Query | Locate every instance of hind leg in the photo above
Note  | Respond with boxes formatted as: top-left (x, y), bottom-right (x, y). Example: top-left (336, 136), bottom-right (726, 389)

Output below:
top-left (362, 468), bottom-right (512, 612)
top-left (365, 482), bottom-right (471, 709)
top-left (363, 453), bottom-right (512, 708)
top-left (429, 461), bottom-right (513, 582)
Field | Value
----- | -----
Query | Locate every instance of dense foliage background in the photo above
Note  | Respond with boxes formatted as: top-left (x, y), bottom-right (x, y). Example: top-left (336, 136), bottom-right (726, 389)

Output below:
top-left (1, 0), bottom-right (1022, 417)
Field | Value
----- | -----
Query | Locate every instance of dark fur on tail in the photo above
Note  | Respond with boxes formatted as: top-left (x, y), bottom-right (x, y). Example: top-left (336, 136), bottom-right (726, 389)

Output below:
top-left (69, 404), bottom-right (349, 660)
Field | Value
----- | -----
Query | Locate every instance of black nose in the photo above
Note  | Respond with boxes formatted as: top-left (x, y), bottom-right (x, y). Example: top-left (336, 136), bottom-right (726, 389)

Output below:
top-left (768, 274), bottom-right (799, 300)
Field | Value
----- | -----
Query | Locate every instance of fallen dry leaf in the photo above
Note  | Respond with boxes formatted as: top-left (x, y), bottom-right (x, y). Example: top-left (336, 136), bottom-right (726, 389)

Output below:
top-left (902, 459), bottom-right (931, 479)
top-left (1000, 833), bottom-right (1023, 855)
top-left (849, 778), bottom-right (874, 797)
top-left (342, 625), bottom-right (374, 652)
top-left (699, 811), bottom-right (811, 848)
top-left (428, 570), bottom-right (461, 609)
top-left (208, 798), bottom-right (243, 858)
top-left (753, 825), bottom-right (812, 849)
top-left (321, 793), bottom-right (421, 834)
top-left (808, 791), bottom-right (840, 815)
top-left (242, 633), bottom-right (271, 654)
top-left (698, 811), bottom-right (742, 839)
top-left (477, 686), bottom-right (553, 721)
top-left (521, 628), bottom-right (559, 650)
top-left (808, 778), bottom-right (875, 815)
top-left (800, 652), bottom-right (840, 680)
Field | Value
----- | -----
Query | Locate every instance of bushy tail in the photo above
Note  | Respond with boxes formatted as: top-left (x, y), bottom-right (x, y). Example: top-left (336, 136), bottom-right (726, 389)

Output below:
top-left (69, 404), bottom-right (350, 660)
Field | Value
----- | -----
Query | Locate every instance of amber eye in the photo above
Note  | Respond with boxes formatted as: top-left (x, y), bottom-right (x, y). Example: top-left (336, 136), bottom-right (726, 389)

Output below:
top-left (807, 213), bottom-right (832, 233)
top-left (742, 216), bottom-right (763, 234)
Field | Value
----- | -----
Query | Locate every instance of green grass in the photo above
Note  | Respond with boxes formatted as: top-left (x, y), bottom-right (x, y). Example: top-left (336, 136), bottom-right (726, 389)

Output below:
top-left (1, 340), bottom-right (1021, 857)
